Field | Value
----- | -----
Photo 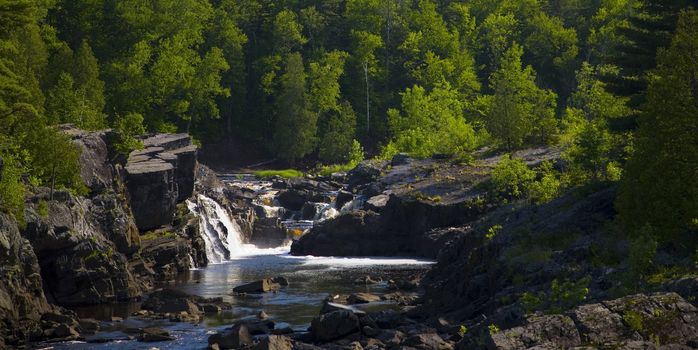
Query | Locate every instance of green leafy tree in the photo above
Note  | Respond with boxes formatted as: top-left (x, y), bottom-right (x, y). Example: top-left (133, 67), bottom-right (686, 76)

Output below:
top-left (487, 43), bottom-right (558, 150)
top-left (318, 101), bottom-right (357, 164)
top-left (387, 83), bottom-right (478, 158)
top-left (112, 112), bottom-right (146, 156)
top-left (26, 126), bottom-right (86, 198)
top-left (491, 154), bottom-right (536, 200)
top-left (273, 53), bottom-right (316, 163)
top-left (617, 9), bottom-right (698, 240)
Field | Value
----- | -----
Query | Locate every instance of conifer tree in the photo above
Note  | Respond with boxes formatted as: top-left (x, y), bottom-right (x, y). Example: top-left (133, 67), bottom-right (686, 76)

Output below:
top-left (617, 9), bottom-right (698, 239)
top-left (273, 53), bottom-right (316, 163)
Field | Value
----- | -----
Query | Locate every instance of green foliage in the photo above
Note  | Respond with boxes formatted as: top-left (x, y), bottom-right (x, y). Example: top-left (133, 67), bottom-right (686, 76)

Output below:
top-left (488, 324), bottom-right (500, 335)
top-left (113, 113), bottom-right (146, 156)
top-left (623, 310), bottom-right (644, 332)
top-left (254, 169), bottom-right (304, 179)
top-left (617, 9), bottom-right (698, 241)
top-left (386, 84), bottom-right (478, 158)
top-left (521, 277), bottom-right (591, 314)
top-left (491, 155), bottom-right (535, 200)
top-left (527, 161), bottom-right (562, 204)
top-left (0, 154), bottom-right (26, 221)
top-left (317, 140), bottom-right (365, 177)
top-left (487, 44), bottom-right (558, 150)
top-left (273, 53), bottom-right (316, 163)
top-left (627, 225), bottom-right (658, 282)
top-left (319, 102), bottom-right (357, 164)
top-left (458, 325), bottom-right (468, 336)
top-left (37, 199), bottom-right (48, 219)
top-left (486, 224), bottom-right (502, 240)
top-left (26, 126), bottom-right (87, 196)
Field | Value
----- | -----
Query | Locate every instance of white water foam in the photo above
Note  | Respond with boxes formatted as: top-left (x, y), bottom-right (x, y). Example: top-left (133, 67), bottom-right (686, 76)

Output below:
top-left (188, 194), bottom-right (296, 263)
top-left (282, 255), bottom-right (435, 267)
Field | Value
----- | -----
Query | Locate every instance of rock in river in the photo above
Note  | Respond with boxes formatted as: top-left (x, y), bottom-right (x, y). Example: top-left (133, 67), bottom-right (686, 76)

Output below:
top-left (233, 279), bottom-right (281, 293)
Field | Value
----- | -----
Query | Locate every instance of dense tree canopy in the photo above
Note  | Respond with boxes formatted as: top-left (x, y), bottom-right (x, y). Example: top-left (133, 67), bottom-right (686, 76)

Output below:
top-left (0, 0), bottom-right (696, 243)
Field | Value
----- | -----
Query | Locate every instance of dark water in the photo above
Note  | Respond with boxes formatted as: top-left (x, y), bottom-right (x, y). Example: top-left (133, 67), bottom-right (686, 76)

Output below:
top-left (55, 251), bottom-right (433, 349)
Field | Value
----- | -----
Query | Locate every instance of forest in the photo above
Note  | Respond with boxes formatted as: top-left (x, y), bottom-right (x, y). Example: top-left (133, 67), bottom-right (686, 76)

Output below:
top-left (1, 0), bottom-right (697, 244)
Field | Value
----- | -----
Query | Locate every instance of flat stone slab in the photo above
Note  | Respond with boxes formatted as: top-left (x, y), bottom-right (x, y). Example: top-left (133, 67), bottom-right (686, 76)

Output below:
top-left (143, 134), bottom-right (192, 150)
top-left (125, 159), bottom-right (173, 175)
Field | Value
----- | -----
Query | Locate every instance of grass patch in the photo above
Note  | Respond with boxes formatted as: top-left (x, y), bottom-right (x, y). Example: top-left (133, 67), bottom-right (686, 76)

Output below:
top-left (254, 169), bottom-right (304, 179)
top-left (316, 163), bottom-right (354, 177)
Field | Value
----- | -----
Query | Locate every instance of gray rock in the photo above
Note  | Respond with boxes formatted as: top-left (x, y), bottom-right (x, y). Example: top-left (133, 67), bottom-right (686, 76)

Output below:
top-left (391, 153), bottom-right (412, 166)
top-left (320, 302), bottom-right (366, 315)
top-left (336, 190), bottom-right (354, 211)
top-left (142, 289), bottom-right (202, 314)
top-left (253, 335), bottom-right (293, 350)
top-left (234, 279), bottom-right (281, 293)
top-left (347, 161), bottom-right (384, 189)
top-left (403, 333), bottom-right (453, 350)
top-left (125, 133), bottom-right (197, 231)
top-left (311, 310), bottom-right (361, 342)
top-left (348, 293), bottom-right (381, 304)
top-left (208, 324), bottom-right (253, 349)
top-left (364, 195), bottom-right (389, 212)
top-left (137, 327), bottom-right (174, 342)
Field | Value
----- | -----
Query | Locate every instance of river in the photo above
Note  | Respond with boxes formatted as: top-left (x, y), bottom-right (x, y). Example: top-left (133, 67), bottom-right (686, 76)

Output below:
top-left (53, 180), bottom-right (433, 349)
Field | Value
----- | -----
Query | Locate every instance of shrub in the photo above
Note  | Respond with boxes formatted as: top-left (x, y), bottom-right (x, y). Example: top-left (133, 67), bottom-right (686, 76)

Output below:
top-left (527, 161), bottom-right (562, 204)
top-left (37, 200), bottom-right (49, 219)
top-left (0, 154), bottom-right (26, 222)
top-left (627, 225), bottom-right (658, 283)
top-left (491, 155), bottom-right (535, 200)
top-left (113, 113), bottom-right (146, 156)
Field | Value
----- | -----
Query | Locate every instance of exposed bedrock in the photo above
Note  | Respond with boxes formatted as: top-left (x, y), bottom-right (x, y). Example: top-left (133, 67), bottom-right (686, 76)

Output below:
top-left (0, 213), bottom-right (54, 346)
top-left (291, 193), bottom-right (487, 258)
top-left (125, 133), bottom-right (198, 231)
top-left (22, 190), bottom-right (141, 306)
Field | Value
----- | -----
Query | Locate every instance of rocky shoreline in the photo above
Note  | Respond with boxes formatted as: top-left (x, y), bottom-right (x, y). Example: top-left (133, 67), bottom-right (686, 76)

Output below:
top-left (2, 130), bottom-right (697, 349)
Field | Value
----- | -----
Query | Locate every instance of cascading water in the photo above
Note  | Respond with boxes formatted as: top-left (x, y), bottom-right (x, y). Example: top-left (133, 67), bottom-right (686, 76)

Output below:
top-left (187, 194), bottom-right (292, 264)
top-left (187, 194), bottom-right (246, 263)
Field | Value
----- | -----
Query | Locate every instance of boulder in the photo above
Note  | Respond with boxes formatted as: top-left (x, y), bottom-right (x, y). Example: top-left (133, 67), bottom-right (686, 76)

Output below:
top-left (320, 302), bottom-right (367, 315)
top-left (391, 153), bottom-right (412, 166)
top-left (138, 327), bottom-right (174, 342)
top-left (335, 190), bottom-right (354, 211)
top-left (141, 289), bottom-right (202, 314)
top-left (311, 310), bottom-right (361, 342)
top-left (403, 333), bottom-right (453, 350)
top-left (238, 319), bottom-right (276, 335)
top-left (348, 293), bottom-right (381, 304)
top-left (347, 161), bottom-right (384, 189)
top-left (253, 335), bottom-right (293, 350)
top-left (364, 195), bottom-right (389, 212)
top-left (277, 189), bottom-right (309, 211)
top-left (271, 276), bottom-right (289, 286)
top-left (208, 324), bottom-right (253, 350)
top-left (234, 279), bottom-right (281, 294)
top-left (251, 218), bottom-right (287, 248)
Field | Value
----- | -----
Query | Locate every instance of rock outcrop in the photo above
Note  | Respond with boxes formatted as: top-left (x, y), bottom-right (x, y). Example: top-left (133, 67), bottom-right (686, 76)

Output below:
top-left (466, 293), bottom-right (698, 350)
top-left (23, 191), bottom-right (141, 306)
top-left (0, 213), bottom-right (53, 347)
top-left (125, 133), bottom-right (197, 231)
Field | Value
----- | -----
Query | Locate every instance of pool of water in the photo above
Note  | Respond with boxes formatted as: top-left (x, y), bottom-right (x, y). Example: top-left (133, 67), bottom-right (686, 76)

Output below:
top-left (57, 248), bottom-right (433, 349)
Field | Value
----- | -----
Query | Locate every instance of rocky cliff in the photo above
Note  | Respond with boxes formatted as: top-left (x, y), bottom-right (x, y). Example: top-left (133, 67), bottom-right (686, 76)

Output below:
top-left (0, 127), bottom-right (208, 347)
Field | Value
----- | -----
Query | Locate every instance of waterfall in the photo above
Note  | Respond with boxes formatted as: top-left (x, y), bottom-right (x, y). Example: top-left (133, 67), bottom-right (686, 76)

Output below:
top-left (187, 194), bottom-right (247, 264)
top-left (187, 193), bottom-right (292, 263)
